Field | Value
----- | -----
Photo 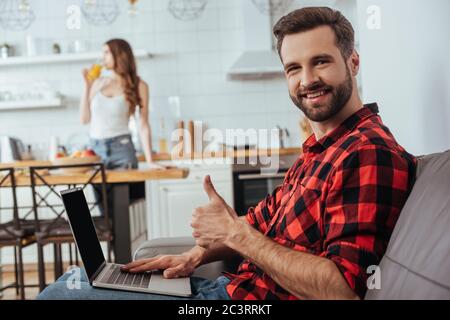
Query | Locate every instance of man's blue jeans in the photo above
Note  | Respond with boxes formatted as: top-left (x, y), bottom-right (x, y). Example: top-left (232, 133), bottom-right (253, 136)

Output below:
top-left (37, 268), bottom-right (231, 300)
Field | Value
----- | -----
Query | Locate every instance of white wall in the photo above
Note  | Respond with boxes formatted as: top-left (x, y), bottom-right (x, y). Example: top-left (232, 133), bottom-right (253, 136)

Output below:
top-left (357, 0), bottom-right (450, 155)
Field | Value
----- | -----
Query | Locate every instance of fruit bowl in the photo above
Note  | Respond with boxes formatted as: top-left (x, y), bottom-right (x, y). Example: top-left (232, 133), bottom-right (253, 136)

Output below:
top-left (52, 156), bottom-right (102, 174)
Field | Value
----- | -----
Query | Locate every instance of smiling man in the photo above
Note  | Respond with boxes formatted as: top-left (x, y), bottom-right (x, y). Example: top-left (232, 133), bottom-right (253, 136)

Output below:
top-left (186, 7), bottom-right (417, 300)
top-left (38, 7), bottom-right (416, 301)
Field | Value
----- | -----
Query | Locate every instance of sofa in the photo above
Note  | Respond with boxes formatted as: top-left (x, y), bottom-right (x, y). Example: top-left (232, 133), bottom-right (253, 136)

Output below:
top-left (134, 150), bottom-right (450, 299)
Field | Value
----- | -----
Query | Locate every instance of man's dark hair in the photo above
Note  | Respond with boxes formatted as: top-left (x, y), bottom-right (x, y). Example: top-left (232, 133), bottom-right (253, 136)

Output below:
top-left (273, 7), bottom-right (355, 60)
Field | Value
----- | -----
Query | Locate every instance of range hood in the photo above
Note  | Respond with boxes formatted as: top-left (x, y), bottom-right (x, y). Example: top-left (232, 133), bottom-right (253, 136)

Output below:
top-left (227, 50), bottom-right (284, 80)
top-left (227, 0), bottom-right (284, 80)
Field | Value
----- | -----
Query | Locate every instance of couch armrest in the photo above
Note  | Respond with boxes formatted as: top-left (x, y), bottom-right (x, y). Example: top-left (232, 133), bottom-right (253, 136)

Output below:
top-left (134, 237), bottom-right (196, 261)
top-left (133, 237), bottom-right (230, 281)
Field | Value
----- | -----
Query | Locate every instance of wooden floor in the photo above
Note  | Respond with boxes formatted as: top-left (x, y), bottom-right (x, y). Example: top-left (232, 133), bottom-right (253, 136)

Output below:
top-left (0, 264), bottom-right (71, 300)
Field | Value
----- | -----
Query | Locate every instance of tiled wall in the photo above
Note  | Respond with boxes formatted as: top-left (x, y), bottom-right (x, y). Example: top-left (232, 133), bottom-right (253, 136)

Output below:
top-left (0, 0), bottom-right (331, 154)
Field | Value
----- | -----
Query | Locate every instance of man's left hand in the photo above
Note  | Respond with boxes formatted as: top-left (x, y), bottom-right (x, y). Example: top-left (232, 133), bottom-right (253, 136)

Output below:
top-left (191, 175), bottom-right (239, 248)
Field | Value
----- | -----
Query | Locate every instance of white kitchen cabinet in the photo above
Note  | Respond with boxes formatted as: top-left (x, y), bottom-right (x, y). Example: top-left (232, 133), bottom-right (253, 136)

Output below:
top-left (146, 160), bottom-right (234, 239)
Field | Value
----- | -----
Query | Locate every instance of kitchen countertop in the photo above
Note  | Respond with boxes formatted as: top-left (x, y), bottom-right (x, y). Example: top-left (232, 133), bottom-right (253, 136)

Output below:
top-left (0, 167), bottom-right (189, 187)
top-left (0, 148), bottom-right (302, 168)
top-left (149, 147), bottom-right (302, 161)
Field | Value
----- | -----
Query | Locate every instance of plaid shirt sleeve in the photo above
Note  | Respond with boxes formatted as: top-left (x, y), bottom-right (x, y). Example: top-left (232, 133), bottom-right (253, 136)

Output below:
top-left (321, 145), bottom-right (415, 299)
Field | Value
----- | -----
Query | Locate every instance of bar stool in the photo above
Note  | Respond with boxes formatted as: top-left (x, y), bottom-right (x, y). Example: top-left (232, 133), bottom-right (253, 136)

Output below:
top-left (29, 163), bottom-right (113, 292)
top-left (0, 167), bottom-right (37, 299)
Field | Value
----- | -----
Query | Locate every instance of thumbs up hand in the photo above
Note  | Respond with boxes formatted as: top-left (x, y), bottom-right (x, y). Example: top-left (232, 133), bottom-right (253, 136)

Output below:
top-left (191, 175), bottom-right (239, 248)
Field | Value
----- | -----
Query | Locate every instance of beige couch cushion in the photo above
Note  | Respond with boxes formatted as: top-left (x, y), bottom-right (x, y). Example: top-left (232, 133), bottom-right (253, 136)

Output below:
top-left (365, 151), bottom-right (450, 299)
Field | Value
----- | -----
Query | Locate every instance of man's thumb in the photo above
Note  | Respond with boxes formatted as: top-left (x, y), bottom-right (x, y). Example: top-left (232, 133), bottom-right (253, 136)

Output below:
top-left (203, 175), bottom-right (219, 201)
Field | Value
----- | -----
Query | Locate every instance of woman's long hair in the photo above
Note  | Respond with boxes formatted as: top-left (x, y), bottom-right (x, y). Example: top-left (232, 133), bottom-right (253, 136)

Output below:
top-left (106, 39), bottom-right (141, 115)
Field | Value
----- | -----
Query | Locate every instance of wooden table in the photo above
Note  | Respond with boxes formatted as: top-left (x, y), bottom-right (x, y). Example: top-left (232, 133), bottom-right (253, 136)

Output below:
top-left (4, 168), bottom-right (188, 186)
top-left (0, 165), bottom-right (189, 264)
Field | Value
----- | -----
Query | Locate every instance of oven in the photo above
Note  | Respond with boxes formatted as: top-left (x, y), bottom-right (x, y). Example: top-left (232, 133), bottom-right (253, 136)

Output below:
top-left (232, 154), bottom-right (299, 215)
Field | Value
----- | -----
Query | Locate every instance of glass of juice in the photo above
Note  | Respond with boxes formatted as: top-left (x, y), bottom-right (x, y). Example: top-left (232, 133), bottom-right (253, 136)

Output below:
top-left (87, 63), bottom-right (103, 81)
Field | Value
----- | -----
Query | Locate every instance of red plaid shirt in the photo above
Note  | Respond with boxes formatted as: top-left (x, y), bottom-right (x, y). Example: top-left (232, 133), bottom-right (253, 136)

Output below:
top-left (225, 103), bottom-right (417, 300)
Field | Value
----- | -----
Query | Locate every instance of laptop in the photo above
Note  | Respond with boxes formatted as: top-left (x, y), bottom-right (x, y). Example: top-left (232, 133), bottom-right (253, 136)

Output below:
top-left (60, 187), bottom-right (192, 297)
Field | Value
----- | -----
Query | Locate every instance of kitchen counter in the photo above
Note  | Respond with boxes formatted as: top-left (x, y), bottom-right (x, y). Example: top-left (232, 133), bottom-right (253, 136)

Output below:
top-left (1, 167), bottom-right (188, 187)
top-left (0, 159), bottom-right (189, 186)
top-left (0, 148), bottom-right (302, 168)
top-left (149, 147), bottom-right (302, 161)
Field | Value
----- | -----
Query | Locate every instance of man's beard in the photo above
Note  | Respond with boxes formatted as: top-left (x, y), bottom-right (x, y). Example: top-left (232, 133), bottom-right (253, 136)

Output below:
top-left (290, 67), bottom-right (353, 122)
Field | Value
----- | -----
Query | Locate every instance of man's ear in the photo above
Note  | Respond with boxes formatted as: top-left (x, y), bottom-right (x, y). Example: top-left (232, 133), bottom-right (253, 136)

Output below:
top-left (348, 49), bottom-right (360, 76)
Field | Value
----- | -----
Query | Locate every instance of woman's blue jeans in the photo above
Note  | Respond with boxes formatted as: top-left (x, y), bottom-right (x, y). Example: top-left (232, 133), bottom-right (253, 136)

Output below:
top-left (90, 134), bottom-right (138, 170)
top-left (90, 134), bottom-right (139, 216)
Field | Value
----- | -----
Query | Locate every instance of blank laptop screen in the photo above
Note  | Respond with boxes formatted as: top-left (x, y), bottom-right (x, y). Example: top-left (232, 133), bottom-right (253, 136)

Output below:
top-left (61, 188), bottom-right (105, 280)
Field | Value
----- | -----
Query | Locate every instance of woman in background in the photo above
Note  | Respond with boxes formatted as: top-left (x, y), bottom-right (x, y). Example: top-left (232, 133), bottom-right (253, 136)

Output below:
top-left (80, 38), bottom-right (161, 169)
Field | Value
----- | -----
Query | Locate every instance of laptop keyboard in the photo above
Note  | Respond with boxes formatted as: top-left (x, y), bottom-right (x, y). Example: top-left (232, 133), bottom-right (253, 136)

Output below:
top-left (100, 264), bottom-right (151, 289)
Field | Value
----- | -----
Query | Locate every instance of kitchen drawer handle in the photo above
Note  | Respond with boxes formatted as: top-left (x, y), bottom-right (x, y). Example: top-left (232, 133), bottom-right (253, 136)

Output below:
top-left (238, 173), bottom-right (286, 180)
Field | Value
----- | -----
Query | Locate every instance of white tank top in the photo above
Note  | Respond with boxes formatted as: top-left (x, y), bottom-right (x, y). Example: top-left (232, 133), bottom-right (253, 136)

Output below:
top-left (89, 91), bottom-right (131, 140)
